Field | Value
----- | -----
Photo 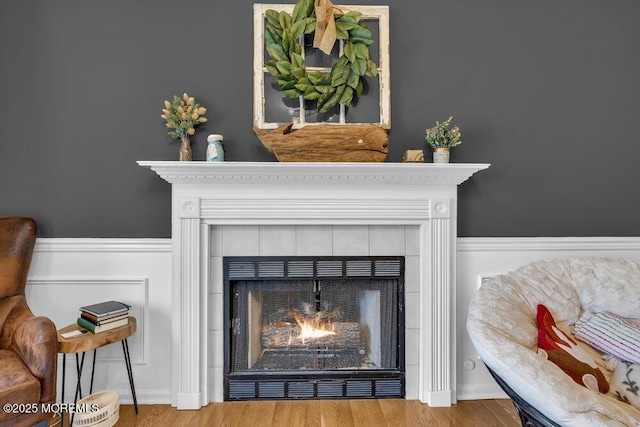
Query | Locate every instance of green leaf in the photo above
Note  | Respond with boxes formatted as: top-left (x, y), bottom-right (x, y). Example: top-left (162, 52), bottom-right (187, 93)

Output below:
top-left (304, 17), bottom-right (316, 34)
top-left (343, 42), bottom-right (356, 63)
top-left (291, 0), bottom-right (303, 22)
top-left (336, 20), bottom-right (357, 34)
top-left (282, 31), bottom-right (293, 55)
top-left (265, 10), bottom-right (282, 29)
top-left (265, 27), bottom-right (282, 46)
top-left (291, 52), bottom-right (305, 69)
top-left (303, 89), bottom-right (321, 101)
top-left (265, 60), bottom-right (279, 77)
top-left (365, 60), bottom-right (378, 77)
top-left (339, 86), bottom-right (354, 106)
top-left (352, 42), bottom-right (370, 60)
top-left (332, 62), bottom-right (350, 87)
top-left (292, 67), bottom-right (306, 79)
top-left (266, 44), bottom-right (288, 62)
top-left (318, 76), bottom-right (332, 86)
top-left (349, 25), bottom-right (374, 46)
top-left (280, 80), bottom-right (297, 90)
top-left (318, 86), bottom-right (345, 112)
top-left (330, 55), bottom-right (348, 77)
top-left (291, 20), bottom-right (305, 39)
top-left (355, 79), bottom-right (363, 97)
top-left (292, 39), bottom-right (302, 56)
top-left (335, 25), bottom-right (349, 40)
top-left (344, 11), bottom-right (363, 23)
top-left (295, 76), bottom-right (311, 86)
top-left (282, 88), bottom-right (301, 98)
top-left (277, 74), bottom-right (296, 86)
top-left (275, 61), bottom-right (293, 74)
top-left (317, 93), bottom-right (330, 112)
top-left (279, 11), bottom-right (292, 30)
top-left (351, 58), bottom-right (367, 76)
top-left (347, 69), bottom-right (360, 89)
top-left (336, 12), bottom-right (360, 30)
top-left (292, 0), bottom-right (314, 22)
top-left (308, 71), bottom-right (325, 85)
top-left (315, 83), bottom-right (333, 94)
top-left (331, 70), bottom-right (347, 87)
top-left (294, 81), bottom-right (312, 92)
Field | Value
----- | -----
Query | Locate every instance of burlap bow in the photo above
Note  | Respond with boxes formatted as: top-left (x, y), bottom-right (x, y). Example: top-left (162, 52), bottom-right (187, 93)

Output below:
top-left (313, 0), bottom-right (342, 55)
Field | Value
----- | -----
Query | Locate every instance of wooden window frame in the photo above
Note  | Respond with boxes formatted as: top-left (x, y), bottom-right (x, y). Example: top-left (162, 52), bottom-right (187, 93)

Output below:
top-left (253, 3), bottom-right (390, 130)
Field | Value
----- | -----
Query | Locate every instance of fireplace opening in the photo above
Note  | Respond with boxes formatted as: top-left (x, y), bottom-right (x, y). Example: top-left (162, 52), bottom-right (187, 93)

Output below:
top-left (223, 256), bottom-right (405, 400)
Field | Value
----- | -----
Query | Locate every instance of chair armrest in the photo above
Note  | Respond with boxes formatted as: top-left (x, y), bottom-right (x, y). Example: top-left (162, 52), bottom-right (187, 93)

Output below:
top-left (11, 314), bottom-right (58, 403)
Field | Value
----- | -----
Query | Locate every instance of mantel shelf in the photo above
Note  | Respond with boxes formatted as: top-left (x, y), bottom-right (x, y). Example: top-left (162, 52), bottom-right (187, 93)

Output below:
top-left (137, 161), bottom-right (490, 186)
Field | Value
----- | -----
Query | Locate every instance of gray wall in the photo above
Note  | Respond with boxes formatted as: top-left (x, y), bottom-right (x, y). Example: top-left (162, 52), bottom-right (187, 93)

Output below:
top-left (2, 0), bottom-right (639, 237)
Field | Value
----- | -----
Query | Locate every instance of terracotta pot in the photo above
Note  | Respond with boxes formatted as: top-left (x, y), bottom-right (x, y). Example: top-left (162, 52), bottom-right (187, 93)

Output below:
top-left (179, 138), bottom-right (192, 161)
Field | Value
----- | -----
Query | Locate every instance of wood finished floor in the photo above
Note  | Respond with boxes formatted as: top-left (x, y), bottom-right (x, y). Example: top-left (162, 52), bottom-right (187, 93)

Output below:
top-left (104, 399), bottom-right (521, 427)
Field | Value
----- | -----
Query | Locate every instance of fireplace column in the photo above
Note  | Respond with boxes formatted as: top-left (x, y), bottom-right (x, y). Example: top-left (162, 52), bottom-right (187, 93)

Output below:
top-left (174, 197), bottom-right (203, 409)
top-left (422, 199), bottom-right (453, 405)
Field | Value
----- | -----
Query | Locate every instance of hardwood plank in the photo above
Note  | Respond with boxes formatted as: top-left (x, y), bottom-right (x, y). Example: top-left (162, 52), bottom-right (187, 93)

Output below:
top-left (125, 404), bottom-right (180, 427)
top-left (319, 400), bottom-right (355, 427)
top-left (449, 399), bottom-right (508, 426)
top-left (406, 399), bottom-right (452, 427)
top-left (233, 400), bottom-right (277, 426)
top-left (271, 400), bottom-right (320, 427)
top-left (113, 399), bottom-right (521, 427)
top-left (481, 399), bottom-right (520, 427)
top-left (349, 399), bottom-right (387, 427)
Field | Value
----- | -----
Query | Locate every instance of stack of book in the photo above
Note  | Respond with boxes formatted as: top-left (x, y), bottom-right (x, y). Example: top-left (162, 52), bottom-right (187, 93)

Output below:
top-left (77, 300), bottom-right (131, 333)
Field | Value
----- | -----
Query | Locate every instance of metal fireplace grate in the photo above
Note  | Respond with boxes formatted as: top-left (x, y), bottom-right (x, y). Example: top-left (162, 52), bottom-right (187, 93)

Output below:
top-left (227, 378), bottom-right (404, 400)
top-left (226, 257), bottom-right (402, 280)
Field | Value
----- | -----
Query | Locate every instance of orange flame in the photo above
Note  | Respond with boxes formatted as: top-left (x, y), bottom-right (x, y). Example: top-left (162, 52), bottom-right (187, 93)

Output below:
top-left (294, 314), bottom-right (336, 343)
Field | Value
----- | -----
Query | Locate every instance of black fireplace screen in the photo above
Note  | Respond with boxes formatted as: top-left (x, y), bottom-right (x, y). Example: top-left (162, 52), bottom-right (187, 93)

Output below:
top-left (224, 257), bottom-right (405, 400)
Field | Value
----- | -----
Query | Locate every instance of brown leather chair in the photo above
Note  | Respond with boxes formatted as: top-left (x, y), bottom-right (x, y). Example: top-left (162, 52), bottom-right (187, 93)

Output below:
top-left (0, 217), bottom-right (58, 426)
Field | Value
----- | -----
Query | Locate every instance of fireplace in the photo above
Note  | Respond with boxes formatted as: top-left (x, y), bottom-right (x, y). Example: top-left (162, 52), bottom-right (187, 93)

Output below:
top-left (224, 256), bottom-right (405, 400)
top-left (137, 161), bottom-right (489, 409)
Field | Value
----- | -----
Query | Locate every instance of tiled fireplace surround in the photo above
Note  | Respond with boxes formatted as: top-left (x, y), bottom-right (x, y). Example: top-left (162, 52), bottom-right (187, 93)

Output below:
top-left (139, 161), bottom-right (489, 410)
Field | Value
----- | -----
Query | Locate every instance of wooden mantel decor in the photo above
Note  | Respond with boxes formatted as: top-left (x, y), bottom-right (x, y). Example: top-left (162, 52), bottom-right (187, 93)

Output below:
top-left (254, 123), bottom-right (388, 162)
top-left (253, 2), bottom-right (391, 162)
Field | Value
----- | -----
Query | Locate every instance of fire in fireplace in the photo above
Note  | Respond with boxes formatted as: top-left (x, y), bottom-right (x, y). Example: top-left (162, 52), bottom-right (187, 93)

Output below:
top-left (224, 256), bottom-right (405, 400)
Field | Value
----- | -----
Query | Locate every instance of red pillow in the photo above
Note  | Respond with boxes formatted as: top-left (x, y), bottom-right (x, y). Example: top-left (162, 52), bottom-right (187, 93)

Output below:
top-left (537, 304), bottom-right (609, 393)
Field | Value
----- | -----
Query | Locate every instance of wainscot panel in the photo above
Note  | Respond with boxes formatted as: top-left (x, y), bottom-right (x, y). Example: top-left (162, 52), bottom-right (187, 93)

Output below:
top-left (26, 238), bottom-right (172, 405)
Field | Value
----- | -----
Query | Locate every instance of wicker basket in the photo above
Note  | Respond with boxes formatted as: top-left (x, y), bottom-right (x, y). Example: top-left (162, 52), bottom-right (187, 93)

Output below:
top-left (72, 391), bottom-right (119, 427)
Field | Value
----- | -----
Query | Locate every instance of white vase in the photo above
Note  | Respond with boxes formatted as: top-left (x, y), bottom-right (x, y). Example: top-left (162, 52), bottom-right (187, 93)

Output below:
top-left (433, 148), bottom-right (450, 163)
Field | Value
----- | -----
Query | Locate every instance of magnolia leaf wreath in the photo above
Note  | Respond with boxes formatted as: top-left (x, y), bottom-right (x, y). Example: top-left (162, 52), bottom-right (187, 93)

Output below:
top-left (264, 0), bottom-right (378, 113)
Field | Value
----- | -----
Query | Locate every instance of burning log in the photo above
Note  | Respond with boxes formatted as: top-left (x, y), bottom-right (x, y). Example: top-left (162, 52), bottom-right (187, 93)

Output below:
top-left (261, 321), bottom-right (363, 348)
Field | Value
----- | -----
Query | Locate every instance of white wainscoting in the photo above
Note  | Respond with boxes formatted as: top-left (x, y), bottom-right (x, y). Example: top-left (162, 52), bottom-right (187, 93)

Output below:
top-left (26, 238), bottom-right (172, 404)
top-left (25, 237), bottom-right (640, 405)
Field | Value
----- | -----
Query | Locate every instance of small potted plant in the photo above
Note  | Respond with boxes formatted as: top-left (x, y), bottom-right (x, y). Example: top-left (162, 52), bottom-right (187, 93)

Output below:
top-left (424, 116), bottom-right (461, 163)
top-left (161, 93), bottom-right (208, 161)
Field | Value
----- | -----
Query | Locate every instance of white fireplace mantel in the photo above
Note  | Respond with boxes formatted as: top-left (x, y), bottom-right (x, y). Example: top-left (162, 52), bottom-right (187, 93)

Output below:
top-left (138, 161), bottom-right (489, 409)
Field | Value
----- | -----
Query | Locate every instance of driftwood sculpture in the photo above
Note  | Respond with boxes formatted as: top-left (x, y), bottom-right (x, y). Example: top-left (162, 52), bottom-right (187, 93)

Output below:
top-left (254, 124), bottom-right (388, 162)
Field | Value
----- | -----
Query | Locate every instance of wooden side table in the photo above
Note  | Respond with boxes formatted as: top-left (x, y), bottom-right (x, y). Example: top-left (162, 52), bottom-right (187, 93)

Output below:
top-left (57, 316), bottom-right (138, 414)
